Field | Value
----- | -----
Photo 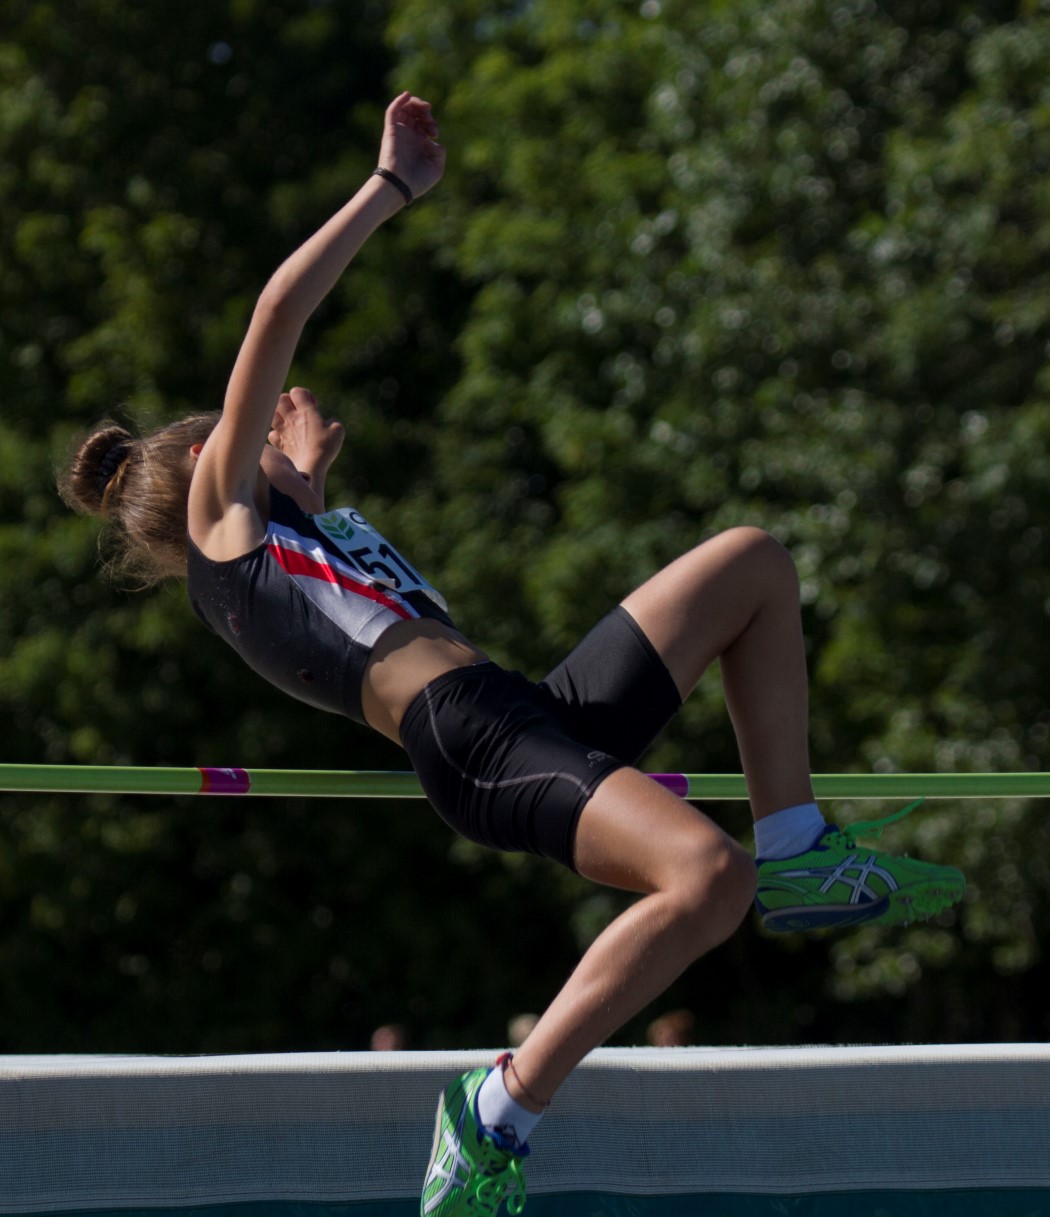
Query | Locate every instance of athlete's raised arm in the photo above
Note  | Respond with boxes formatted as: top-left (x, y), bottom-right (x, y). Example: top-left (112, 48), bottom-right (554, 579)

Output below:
top-left (190, 93), bottom-right (444, 538)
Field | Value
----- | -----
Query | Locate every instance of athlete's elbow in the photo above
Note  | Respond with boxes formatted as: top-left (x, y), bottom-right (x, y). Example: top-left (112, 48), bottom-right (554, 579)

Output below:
top-left (256, 271), bottom-right (305, 329)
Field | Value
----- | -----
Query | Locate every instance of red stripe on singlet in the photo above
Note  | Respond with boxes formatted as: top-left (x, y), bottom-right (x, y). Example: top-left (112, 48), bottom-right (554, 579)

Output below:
top-left (267, 543), bottom-right (414, 619)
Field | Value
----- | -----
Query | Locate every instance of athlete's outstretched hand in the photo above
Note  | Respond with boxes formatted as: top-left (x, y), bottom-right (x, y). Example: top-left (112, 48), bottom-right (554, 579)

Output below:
top-left (268, 386), bottom-right (345, 495)
top-left (377, 92), bottom-right (446, 201)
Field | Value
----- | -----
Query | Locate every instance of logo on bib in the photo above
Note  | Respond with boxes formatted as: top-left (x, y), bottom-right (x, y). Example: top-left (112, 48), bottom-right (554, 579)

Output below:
top-left (315, 511), bottom-right (360, 547)
top-left (311, 506), bottom-right (450, 613)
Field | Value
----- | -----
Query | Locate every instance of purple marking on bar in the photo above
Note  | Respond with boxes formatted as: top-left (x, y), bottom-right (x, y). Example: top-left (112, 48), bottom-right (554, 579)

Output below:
top-left (648, 773), bottom-right (689, 798)
top-left (198, 767), bottom-right (252, 795)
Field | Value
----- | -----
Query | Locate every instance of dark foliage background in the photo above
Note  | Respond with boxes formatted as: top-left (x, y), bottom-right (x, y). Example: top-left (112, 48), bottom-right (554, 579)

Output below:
top-left (2, 0), bottom-right (1049, 1052)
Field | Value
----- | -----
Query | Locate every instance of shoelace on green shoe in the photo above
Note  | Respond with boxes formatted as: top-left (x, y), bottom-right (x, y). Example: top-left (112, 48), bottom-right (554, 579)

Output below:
top-left (827, 797), bottom-right (925, 848)
top-left (473, 1155), bottom-right (527, 1215)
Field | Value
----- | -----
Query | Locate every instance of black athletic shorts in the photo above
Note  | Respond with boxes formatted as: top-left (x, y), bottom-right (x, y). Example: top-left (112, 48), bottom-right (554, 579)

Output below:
top-left (399, 606), bottom-right (682, 870)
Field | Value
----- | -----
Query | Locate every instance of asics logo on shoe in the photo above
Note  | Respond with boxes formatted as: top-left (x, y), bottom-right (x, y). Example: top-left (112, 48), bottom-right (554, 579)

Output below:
top-left (776, 853), bottom-right (899, 905)
top-left (756, 807), bottom-right (965, 933)
top-left (423, 1101), bottom-right (473, 1214)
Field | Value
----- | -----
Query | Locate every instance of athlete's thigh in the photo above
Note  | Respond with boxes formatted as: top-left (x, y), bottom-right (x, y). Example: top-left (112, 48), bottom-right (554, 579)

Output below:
top-left (572, 766), bottom-right (746, 895)
top-left (619, 526), bottom-right (793, 701)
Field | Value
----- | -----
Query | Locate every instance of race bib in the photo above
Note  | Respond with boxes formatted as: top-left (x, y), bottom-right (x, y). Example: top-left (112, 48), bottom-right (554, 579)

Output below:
top-left (311, 507), bottom-right (449, 612)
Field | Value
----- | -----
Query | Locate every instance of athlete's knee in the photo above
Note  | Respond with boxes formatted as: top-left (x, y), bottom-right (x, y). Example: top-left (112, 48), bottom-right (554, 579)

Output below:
top-left (721, 526), bottom-right (800, 602)
top-left (705, 836), bottom-right (757, 937)
top-left (725, 525), bottom-right (797, 577)
top-left (670, 833), bottom-right (756, 947)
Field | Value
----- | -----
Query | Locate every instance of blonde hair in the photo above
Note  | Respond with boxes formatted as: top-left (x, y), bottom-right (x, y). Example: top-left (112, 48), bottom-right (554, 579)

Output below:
top-left (59, 412), bottom-right (220, 584)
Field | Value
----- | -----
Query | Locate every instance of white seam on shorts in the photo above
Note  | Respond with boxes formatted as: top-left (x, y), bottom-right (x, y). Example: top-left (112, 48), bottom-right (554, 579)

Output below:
top-left (423, 683), bottom-right (593, 797)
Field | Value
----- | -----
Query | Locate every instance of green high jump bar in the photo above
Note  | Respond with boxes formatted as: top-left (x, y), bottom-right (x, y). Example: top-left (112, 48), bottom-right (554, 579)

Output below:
top-left (0, 764), bottom-right (1049, 800)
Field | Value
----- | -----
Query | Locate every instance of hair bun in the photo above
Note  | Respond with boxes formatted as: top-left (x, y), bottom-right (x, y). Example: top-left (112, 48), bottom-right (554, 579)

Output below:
top-left (94, 438), bottom-right (131, 496)
top-left (59, 424), bottom-right (135, 515)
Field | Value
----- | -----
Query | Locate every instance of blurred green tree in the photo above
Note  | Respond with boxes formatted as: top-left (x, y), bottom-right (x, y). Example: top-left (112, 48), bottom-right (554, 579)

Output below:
top-left (3, 0), bottom-right (1050, 1053)
top-left (388, 0), bottom-right (1050, 1040)
top-left (0, 0), bottom-right (535, 1052)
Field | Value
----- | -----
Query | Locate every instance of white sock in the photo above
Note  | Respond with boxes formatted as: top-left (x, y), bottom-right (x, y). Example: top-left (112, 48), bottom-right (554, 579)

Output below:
top-left (476, 1061), bottom-right (543, 1149)
top-left (753, 802), bottom-right (826, 860)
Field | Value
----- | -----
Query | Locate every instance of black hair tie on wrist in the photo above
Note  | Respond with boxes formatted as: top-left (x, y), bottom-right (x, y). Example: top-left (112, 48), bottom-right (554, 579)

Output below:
top-left (372, 166), bottom-right (413, 206)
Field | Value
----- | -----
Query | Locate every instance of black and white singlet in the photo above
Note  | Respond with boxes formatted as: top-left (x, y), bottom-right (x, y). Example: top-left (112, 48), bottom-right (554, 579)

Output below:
top-left (187, 486), bottom-right (455, 725)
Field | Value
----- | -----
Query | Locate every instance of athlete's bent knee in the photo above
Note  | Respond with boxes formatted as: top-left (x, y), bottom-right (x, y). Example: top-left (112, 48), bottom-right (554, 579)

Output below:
top-left (705, 837), bottom-right (757, 940)
top-left (672, 835), bottom-right (755, 949)
top-left (721, 526), bottom-right (800, 610)
top-left (727, 525), bottom-right (797, 578)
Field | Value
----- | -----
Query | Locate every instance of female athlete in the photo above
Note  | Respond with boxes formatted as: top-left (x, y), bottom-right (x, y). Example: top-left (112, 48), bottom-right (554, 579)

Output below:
top-left (61, 93), bottom-right (965, 1217)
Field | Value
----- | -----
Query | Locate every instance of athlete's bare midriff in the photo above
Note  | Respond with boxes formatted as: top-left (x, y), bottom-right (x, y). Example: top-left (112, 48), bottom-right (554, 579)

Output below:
top-left (361, 618), bottom-right (488, 744)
